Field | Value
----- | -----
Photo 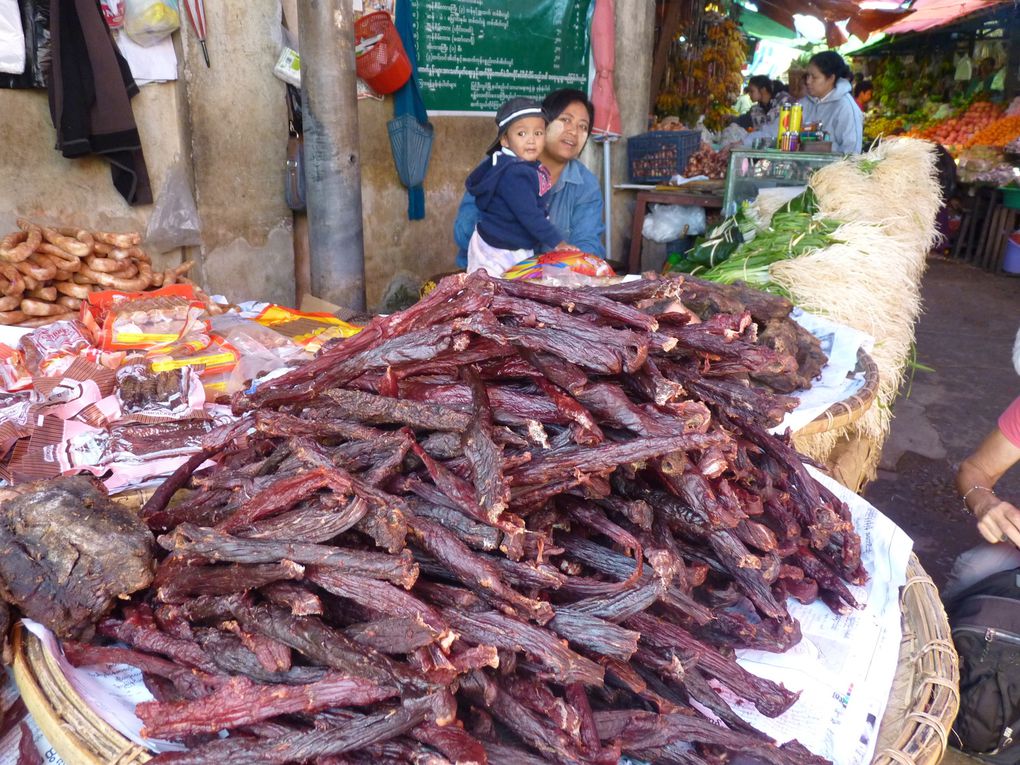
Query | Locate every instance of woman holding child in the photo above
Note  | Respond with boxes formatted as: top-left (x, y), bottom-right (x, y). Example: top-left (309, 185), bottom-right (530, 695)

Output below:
top-left (453, 89), bottom-right (605, 273)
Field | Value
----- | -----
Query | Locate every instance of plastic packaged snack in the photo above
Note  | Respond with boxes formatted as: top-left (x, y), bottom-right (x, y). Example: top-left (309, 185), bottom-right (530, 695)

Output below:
top-left (82, 285), bottom-right (208, 351)
top-left (146, 334), bottom-right (239, 378)
top-left (116, 364), bottom-right (205, 421)
top-left (251, 305), bottom-right (363, 354)
top-left (0, 345), bottom-right (32, 392)
top-left (503, 250), bottom-right (616, 281)
top-left (17, 320), bottom-right (93, 376)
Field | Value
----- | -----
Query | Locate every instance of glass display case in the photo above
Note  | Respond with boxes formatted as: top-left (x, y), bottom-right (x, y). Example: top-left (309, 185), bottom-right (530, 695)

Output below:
top-left (721, 149), bottom-right (843, 216)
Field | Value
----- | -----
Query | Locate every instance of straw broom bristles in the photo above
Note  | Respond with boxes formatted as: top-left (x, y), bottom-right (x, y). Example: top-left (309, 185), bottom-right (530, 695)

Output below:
top-left (774, 138), bottom-right (941, 485)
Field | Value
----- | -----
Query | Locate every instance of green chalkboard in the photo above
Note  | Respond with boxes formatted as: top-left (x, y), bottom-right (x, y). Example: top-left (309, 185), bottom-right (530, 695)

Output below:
top-left (412, 0), bottom-right (593, 114)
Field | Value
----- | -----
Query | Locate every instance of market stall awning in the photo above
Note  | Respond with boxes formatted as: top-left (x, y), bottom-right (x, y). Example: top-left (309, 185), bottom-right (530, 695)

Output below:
top-left (878, 0), bottom-right (1013, 34)
top-left (845, 8), bottom-right (914, 42)
top-left (738, 7), bottom-right (798, 40)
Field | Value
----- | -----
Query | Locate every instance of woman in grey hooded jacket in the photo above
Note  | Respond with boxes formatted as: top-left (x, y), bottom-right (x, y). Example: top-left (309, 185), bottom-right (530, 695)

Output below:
top-left (743, 50), bottom-right (863, 155)
top-left (801, 50), bottom-right (863, 154)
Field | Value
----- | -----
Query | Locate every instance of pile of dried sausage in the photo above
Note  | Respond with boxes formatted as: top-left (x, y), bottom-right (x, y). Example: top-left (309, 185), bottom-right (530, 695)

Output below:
top-left (0, 219), bottom-right (194, 327)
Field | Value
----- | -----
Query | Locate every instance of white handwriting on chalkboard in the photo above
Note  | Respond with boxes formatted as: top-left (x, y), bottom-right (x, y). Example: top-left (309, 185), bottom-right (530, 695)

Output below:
top-left (415, 0), bottom-right (592, 112)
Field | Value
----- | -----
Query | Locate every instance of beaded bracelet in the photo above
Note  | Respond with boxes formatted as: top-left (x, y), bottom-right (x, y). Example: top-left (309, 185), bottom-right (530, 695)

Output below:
top-left (962, 484), bottom-right (994, 515)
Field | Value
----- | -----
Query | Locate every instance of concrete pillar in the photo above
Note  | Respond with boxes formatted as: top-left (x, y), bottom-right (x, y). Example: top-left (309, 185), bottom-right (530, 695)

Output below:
top-left (179, 0), bottom-right (295, 307)
top-left (298, 0), bottom-right (367, 311)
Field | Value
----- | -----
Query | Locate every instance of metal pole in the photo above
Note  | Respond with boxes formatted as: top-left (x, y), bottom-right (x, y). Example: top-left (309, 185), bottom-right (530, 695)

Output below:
top-left (298, 0), bottom-right (366, 311)
top-left (602, 139), bottom-right (613, 262)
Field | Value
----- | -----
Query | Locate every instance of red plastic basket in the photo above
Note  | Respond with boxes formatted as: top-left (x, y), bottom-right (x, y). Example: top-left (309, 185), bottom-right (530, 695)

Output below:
top-left (354, 12), bottom-right (411, 95)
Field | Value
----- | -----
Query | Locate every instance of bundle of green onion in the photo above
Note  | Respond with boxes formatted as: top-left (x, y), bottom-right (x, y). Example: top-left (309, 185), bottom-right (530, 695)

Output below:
top-left (665, 190), bottom-right (842, 292)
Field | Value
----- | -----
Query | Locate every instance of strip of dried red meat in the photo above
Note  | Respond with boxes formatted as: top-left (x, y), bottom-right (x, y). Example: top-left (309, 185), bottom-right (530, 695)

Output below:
top-left (460, 366), bottom-right (510, 516)
top-left (152, 691), bottom-right (451, 765)
top-left (626, 612), bottom-right (799, 717)
top-left (220, 621), bottom-right (292, 673)
top-left (63, 641), bottom-right (219, 700)
top-left (345, 615), bottom-right (440, 654)
top-left (594, 709), bottom-right (830, 765)
top-left (493, 277), bottom-right (659, 331)
top-left (237, 497), bottom-right (369, 544)
top-left (231, 602), bottom-right (429, 695)
top-left (138, 672), bottom-right (398, 738)
top-left (446, 609), bottom-right (602, 687)
top-left (547, 609), bottom-right (640, 661)
top-left (508, 432), bottom-right (725, 488)
top-left (460, 671), bottom-right (595, 764)
top-left (410, 723), bottom-right (487, 765)
top-left (160, 523), bottom-right (418, 588)
top-left (408, 514), bottom-right (552, 624)
top-left (481, 742), bottom-right (551, 765)
top-left (154, 559), bottom-right (304, 603)
top-left (194, 628), bottom-right (325, 685)
top-left (17, 722), bottom-right (42, 765)
top-left (323, 388), bottom-right (472, 432)
top-left (306, 569), bottom-right (452, 647)
top-left (406, 499), bottom-right (501, 552)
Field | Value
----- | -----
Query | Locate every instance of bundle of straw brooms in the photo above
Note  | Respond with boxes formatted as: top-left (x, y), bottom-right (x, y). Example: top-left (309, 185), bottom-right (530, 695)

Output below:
top-left (763, 138), bottom-right (942, 490)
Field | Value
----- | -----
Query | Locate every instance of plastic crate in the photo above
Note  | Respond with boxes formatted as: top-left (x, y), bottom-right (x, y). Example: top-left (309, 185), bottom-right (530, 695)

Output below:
top-left (627, 130), bottom-right (701, 183)
top-left (1001, 185), bottom-right (1020, 210)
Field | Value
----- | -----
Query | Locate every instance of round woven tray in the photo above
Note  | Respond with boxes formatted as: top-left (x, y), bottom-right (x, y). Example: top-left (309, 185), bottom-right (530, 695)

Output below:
top-left (11, 623), bottom-right (151, 765)
top-left (871, 553), bottom-right (960, 765)
top-left (796, 348), bottom-right (880, 437)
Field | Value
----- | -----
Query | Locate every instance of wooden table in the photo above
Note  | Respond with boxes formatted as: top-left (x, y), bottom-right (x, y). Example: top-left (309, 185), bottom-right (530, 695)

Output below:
top-left (628, 187), bottom-right (725, 274)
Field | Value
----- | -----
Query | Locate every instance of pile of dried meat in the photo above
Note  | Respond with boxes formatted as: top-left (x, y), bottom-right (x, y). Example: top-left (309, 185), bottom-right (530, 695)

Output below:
top-left (60, 272), bottom-right (860, 765)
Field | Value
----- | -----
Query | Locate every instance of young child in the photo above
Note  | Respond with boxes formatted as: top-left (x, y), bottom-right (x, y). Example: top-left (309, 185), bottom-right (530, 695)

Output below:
top-left (465, 97), bottom-right (571, 276)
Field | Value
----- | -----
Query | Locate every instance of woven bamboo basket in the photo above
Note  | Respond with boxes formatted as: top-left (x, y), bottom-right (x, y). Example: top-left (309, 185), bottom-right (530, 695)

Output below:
top-left (796, 348), bottom-right (881, 437)
top-left (11, 623), bottom-right (151, 765)
top-left (871, 553), bottom-right (960, 765)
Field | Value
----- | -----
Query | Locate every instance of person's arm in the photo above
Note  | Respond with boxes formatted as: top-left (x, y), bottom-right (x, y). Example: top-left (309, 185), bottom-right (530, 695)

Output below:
top-left (453, 191), bottom-right (479, 269)
top-left (958, 428), bottom-right (1020, 546)
top-left (561, 169), bottom-right (606, 258)
top-left (828, 98), bottom-right (863, 154)
top-left (500, 165), bottom-right (565, 249)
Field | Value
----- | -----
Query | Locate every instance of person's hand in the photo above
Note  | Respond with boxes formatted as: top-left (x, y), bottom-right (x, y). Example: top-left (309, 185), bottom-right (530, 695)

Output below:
top-left (974, 492), bottom-right (1020, 547)
top-left (553, 241), bottom-right (576, 252)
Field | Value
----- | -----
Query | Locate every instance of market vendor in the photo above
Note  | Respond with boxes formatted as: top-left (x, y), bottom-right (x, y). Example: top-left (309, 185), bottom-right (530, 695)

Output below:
top-left (745, 51), bottom-right (862, 155)
top-left (854, 80), bottom-right (874, 112)
top-left (745, 75), bottom-right (790, 130)
top-left (966, 56), bottom-right (1004, 97)
top-left (454, 89), bottom-right (605, 269)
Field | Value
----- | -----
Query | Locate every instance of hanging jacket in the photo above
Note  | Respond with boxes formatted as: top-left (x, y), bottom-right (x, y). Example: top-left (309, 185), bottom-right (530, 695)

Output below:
top-left (48, 0), bottom-right (153, 205)
top-left (800, 78), bottom-right (862, 154)
top-left (465, 149), bottom-right (563, 251)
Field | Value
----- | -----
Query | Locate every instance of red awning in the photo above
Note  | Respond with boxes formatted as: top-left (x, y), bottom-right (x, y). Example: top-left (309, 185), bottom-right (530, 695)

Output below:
top-left (879, 0), bottom-right (1012, 34)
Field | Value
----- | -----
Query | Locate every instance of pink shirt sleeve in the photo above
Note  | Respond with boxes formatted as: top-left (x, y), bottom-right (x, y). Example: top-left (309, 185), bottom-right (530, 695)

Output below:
top-left (999, 396), bottom-right (1020, 449)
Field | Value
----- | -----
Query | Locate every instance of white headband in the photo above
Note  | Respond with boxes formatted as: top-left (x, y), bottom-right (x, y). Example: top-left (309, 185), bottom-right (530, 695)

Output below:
top-left (498, 107), bottom-right (544, 128)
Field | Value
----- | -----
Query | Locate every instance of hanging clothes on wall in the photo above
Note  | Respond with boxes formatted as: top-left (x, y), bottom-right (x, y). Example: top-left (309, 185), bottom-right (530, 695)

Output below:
top-left (0, 0), bottom-right (49, 88)
top-left (48, 0), bottom-right (153, 205)
top-left (389, 0), bottom-right (433, 221)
